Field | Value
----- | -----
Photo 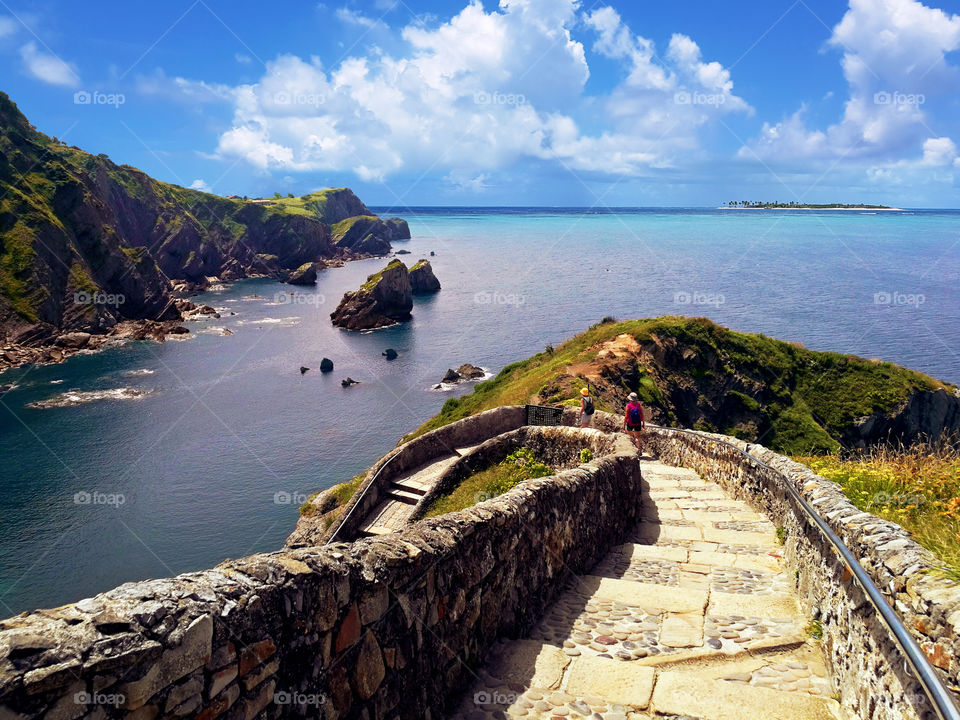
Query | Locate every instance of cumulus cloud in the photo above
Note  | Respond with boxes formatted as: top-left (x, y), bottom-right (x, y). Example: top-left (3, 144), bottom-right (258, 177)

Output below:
top-left (189, 178), bottom-right (212, 192)
top-left (198, 0), bottom-right (748, 181)
top-left (19, 41), bottom-right (79, 86)
top-left (742, 0), bottom-right (960, 170)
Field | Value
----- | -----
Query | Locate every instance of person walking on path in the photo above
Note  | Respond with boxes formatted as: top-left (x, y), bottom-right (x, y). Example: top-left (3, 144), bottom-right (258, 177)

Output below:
top-left (624, 392), bottom-right (645, 452)
top-left (578, 387), bottom-right (595, 428)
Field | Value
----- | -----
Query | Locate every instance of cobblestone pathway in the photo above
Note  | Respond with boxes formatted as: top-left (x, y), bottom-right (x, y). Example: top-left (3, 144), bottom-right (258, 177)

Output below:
top-left (449, 461), bottom-right (844, 720)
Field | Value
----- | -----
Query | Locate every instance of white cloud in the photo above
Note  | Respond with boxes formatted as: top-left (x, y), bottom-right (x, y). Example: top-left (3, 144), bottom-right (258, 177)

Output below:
top-left (137, 69), bottom-right (236, 103)
top-left (742, 0), bottom-right (960, 170)
top-left (335, 7), bottom-right (387, 30)
top-left (235, 53), bottom-right (252, 65)
top-left (190, 178), bottom-right (212, 192)
top-left (920, 136), bottom-right (957, 166)
top-left (198, 0), bottom-right (748, 182)
top-left (0, 16), bottom-right (16, 38)
top-left (19, 42), bottom-right (79, 86)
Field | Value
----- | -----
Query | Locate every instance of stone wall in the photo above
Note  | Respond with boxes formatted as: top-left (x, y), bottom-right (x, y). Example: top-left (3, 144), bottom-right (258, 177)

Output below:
top-left (0, 428), bottom-right (641, 720)
top-left (644, 426), bottom-right (960, 720)
top-left (290, 406), bottom-right (526, 546)
top-left (409, 426), bottom-right (624, 522)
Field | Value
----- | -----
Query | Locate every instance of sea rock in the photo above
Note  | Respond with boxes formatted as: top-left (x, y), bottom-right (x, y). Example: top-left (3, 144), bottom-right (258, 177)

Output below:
top-left (55, 332), bottom-right (92, 349)
top-left (383, 349), bottom-right (398, 360)
top-left (457, 363), bottom-right (485, 379)
top-left (331, 216), bottom-right (394, 256)
top-left (286, 262), bottom-right (318, 286)
top-left (330, 260), bottom-right (413, 330)
top-left (440, 364), bottom-right (485, 384)
top-left (409, 259), bottom-right (441, 295)
top-left (385, 217), bottom-right (411, 240)
top-left (442, 369), bottom-right (460, 383)
top-left (394, 249), bottom-right (411, 255)
top-left (320, 358), bottom-right (334, 373)
top-left (341, 377), bottom-right (360, 387)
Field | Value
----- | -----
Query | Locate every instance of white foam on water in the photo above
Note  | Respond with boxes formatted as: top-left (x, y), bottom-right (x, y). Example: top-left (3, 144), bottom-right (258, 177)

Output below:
top-left (27, 387), bottom-right (153, 409)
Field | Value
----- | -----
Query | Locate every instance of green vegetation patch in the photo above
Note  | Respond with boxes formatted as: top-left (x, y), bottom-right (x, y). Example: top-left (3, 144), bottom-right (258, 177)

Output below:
top-left (797, 446), bottom-right (960, 580)
top-left (424, 448), bottom-right (553, 517)
top-left (404, 316), bottom-right (950, 455)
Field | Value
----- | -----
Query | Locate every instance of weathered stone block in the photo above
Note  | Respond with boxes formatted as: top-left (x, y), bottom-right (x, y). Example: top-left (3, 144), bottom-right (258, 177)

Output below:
top-left (164, 672), bottom-right (202, 711)
top-left (116, 615), bottom-right (212, 710)
top-left (209, 664), bottom-right (237, 699)
top-left (335, 604), bottom-right (361, 654)
top-left (352, 632), bottom-right (385, 701)
top-left (237, 640), bottom-right (275, 677)
top-left (240, 659), bottom-right (278, 693)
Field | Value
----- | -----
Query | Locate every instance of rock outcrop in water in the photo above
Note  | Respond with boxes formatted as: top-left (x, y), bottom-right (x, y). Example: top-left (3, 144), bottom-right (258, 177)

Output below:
top-left (0, 92), bottom-right (406, 370)
top-left (330, 260), bottom-right (413, 330)
top-left (285, 262), bottom-right (318, 285)
top-left (409, 259), bottom-right (441, 294)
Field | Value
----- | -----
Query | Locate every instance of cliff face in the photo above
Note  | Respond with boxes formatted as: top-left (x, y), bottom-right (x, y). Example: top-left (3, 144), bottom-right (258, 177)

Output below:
top-left (330, 259), bottom-right (413, 330)
top-left (410, 317), bottom-right (960, 454)
top-left (409, 259), bottom-right (441, 294)
top-left (0, 93), bottom-right (398, 351)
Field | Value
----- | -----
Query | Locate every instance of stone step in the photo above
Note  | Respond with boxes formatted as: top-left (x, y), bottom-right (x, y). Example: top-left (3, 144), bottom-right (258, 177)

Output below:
top-left (390, 479), bottom-right (428, 495)
top-left (385, 487), bottom-right (422, 504)
top-left (651, 671), bottom-right (841, 720)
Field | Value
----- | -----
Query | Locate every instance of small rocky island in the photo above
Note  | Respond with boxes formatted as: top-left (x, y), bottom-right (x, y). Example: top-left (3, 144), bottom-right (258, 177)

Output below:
top-left (331, 259), bottom-right (441, 330)
top-left (409, 259), bottom-right (441, 294)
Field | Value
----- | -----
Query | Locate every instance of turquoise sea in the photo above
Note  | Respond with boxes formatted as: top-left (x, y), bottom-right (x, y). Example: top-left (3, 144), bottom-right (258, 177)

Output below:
top-left (1, 207), bottom-right (958, 615)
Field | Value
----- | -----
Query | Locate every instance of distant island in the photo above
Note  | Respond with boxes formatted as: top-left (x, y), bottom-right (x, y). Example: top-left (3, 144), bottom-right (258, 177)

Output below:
top-left (721, 201), bottom-right (902, 210)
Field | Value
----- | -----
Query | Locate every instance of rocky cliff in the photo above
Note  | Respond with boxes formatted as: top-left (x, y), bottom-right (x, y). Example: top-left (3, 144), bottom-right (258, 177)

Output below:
top-left (410, 316), bottom-right (960, 454)
top-left (0, 92), bottom-right (403, 365)
top-left (409, 259), bottom-right (441, 294)
top-left (330, 259), bottom-right (413, 330)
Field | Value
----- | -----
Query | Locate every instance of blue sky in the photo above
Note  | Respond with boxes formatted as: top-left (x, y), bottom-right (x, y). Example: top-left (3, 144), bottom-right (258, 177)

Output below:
top-left (2, 0), bottom-right (960, 206)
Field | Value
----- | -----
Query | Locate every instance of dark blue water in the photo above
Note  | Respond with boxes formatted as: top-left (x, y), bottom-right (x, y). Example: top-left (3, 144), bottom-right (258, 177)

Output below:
top-left (1, 207), bottom-right (957, 615)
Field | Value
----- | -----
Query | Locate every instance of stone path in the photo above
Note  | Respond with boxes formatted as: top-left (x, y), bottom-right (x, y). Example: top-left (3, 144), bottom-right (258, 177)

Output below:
top-left (448, 460), bottom-right (843, 720)
top-left (357, 444), bottom-right (481, 537)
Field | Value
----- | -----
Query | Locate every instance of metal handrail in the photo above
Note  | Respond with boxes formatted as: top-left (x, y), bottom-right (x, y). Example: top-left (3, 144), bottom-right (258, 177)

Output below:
top-left (647, 424), bottom-right (960, 720)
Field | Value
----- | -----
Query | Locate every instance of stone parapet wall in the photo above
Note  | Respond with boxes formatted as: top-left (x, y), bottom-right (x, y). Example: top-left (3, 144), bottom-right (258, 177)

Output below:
top-left (0, 425), bottom-right (641, 720)
top-left (409, 425), bottom-right (629, 522)
top-left (291, 406), bottom-right (527, 546)
top-left (644, 426), bottom-right (960, 720)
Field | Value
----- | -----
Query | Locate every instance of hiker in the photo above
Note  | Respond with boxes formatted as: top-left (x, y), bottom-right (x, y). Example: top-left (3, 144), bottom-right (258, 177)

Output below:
top-left (624, 392), bottom-right (645, 452)
top-left (578, 387), bottom-right (595, 428)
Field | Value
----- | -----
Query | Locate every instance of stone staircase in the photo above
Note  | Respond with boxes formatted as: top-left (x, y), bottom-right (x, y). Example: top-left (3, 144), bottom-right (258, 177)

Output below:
top-left (448, 460), bottom-right (844, 720)
top-left (356, 444), bottom-right (482, 537)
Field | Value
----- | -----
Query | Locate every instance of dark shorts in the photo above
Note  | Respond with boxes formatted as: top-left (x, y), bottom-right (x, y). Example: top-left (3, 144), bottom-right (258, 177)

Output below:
top-left (626, 424), bottom-right (643, 432)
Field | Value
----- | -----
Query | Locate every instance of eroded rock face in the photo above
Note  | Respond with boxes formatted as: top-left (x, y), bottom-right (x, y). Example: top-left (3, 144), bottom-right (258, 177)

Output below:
top-left (385, 218), bottom-right (411, 240)
top-left (330, 260), bottom-right (413, 330)
top-left (285, 262), bottom-right (318, 286)
top-left (409, 259), bottom-right (441, 295)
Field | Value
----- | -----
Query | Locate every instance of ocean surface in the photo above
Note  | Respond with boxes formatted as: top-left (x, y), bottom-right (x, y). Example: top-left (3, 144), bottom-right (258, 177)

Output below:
top-left (1, 207), bottom-right (958, 615)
